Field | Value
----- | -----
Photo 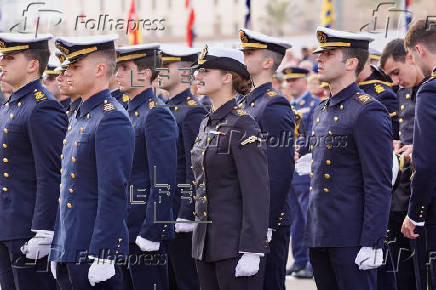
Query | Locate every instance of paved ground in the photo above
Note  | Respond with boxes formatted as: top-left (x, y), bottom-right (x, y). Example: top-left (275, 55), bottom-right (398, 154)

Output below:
top-left (285, 244), bottom-right (317, 290)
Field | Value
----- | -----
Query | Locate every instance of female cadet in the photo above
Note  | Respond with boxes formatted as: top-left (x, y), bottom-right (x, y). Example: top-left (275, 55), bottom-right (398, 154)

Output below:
top-left (190, 45), bottom-right (270, 290)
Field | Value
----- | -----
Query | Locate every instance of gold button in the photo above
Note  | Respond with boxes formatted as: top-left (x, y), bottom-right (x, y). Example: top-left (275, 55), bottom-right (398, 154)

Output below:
top-left (419, 215), bottom-right (423, 218)
top-left (3, 158), bottom-right (8, 163)
top-left (119, 238), bottom-right (123, 242)
top-left (340, 104), bottom-right (344, 110)
top-left (71, 173), bottom-right (76, 178)
top-left (316, 118), bottom-right (320, 123)
top-left (60, 169), bottom-right (63, 174)
top-left (333, 116), bottom-right (339, 122)
top-left (67, 202), bottom-right (72, 208)
top-left (80, 128), bottom-right (84, 133)
top-left (324, 173), bottom-right (330, 179)
top-left (9, 114), bottom-right (14, 119)
top-left (203, 196), bottom-right (207, 202)
top-left (174, 107), bottom-right (179, 111)
top-left (60, 154), bottom-right (64, 160)
top-left (280, 212), bottom-right (285, 216)
top-left (400, 105), bottom-right (405, 111)
top-left (63, 139), bottom-right (66, 145)
top-left (309, 172), bottom-right (314, 178)
top-left (2, 144), bottom-right (7, 148)
top-left (328, 131), bottom-right (333, 136)
top-left (399, 131), bottom-right (402, 137)
top-left (69, 188), bottom-right (74, 193)
top-left (309, 186), bottom-right (313, 192)
top-left (60, 184), bottom-right (63, 189)
top-left (135, 112), bottom-right (139, 117)
top-left (399, 118), bottom-right (403, 123)
top-left (201, 151), bottom-right (204, 156)
top-left (277, 223), bottom-right (281, 226)
top-left (3, 173), bottom-right (9, 178)
top-left (2, 187), bottom-right (7, 192)
top-left (323, 188), bottom-right (329, 193)
top-left (3, 128), bottom-right (8, 134)
top-left (203, 212), bottom-right (207, 217)
top-left (422, 206), bottom-right (425, 209)
top-left (87, 113), bottom-right (90, 119)
top-left (68, 126), bottom-right (72, 131)
top-left (326, 145), bottom-right (332, 149)
top-left (326, 160), bottom-right (331, 165)
top-left (405, 94), bottom-right (411, 100)
top-left (310, 145), bottom-right (314, 150)
top-left (311, 131), bottom-right (315, 136)
top-left (250, 102), bottom-right (255, 107)
top-left (74, 141), bottom-right (78, 147)
top-left (58, 198), bottom-right (61, 203)
top-left (115, 250), bottom-right (119, 254)
top-left (18, 102), bottom-right (22, 107)
top-left (72, 157), bottom-right (76, 162)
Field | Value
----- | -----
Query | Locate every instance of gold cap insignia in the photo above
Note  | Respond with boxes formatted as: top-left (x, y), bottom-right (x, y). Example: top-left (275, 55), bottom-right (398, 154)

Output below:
top-left (317, 31), bottom-right (327, 44)
top-left (199, 44), bottom-right (208, 62)
top-left (55, 42), bottom-right (69, 56)
top-left (240, 31), bottom-right (249, 43)
top-left (56, 53), bottom-right (66, 64)
top-left (0, 41), bottom-right (5, 49)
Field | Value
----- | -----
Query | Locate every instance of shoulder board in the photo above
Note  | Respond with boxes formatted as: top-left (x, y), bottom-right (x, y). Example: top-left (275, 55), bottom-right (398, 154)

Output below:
top-left (358, 80), bottom-right (393, 87)
top-left (374, 84), bottom-right (385, 94)
top-left (423, 74), bottom-right (436, 85)
top-left (266, 90), bottom-right (277, 97)
top-left (103, 100), bottom-right (116, 112)
top-left (34, 90), bottom-right (47, 102)
top-left (355, 93), bottom-right (373, 105)
top-left (187, 99), bottom-right (198, 105)
top-left (122, 94), bottom-right (130, 103)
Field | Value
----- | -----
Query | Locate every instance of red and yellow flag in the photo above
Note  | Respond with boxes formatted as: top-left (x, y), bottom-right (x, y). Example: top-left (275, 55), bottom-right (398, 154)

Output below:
top-left (128, 0), bottom-right (142, 45)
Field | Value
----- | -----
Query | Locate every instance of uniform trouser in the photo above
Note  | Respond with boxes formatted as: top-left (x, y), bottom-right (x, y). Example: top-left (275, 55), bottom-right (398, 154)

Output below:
top-left (196, 255), bottom-right (266, 290)
top-left (0, 238), bottom-right (56, 290)
top-left (263, 225), bottom-right (291, 290)
top-left (121, 242), bottom-right (169, 290)
top-left (168, 232), bottom-right (199, 290)
top-left (426, 196), bottom-right (436, 290)
top-left (377, 211), bottom-right (427, 290)
top-left (289, 183), bottom-right (310, 269)
top-left (56, 262), bottom-right (123, 290)
top-left (310, 246), bottom-right (377, 290)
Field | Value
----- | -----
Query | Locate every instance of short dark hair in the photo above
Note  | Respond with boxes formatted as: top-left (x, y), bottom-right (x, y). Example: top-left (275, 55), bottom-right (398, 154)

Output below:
top-left (263, 49), bottom-right (284, 74)
top-left (404, 19), bottom-right (436, 52)
top-left (133, 54), bottom-right (162, 82)
top-left (380, 39), bottom-right (407, 69)
top-left (91, 49), bottom-right (117, 79)
top-left (22, 48), bottom-right (50, 76)
top-left (341, 47), bottom-right (368, 75)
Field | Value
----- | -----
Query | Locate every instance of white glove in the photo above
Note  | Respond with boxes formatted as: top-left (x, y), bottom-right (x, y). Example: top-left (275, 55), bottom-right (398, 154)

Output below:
top-left (354, 247), bottom-right (383, 270)
top-left (135, 236), bottom-right (160, 252)
top-left (267, 228), bottom-right (273, 243)
top-left (175, 218), bottom-right (197, 233)
top-left (88, 258), bottom-right (115, 286)
top-left (235, 253), bottom-right (261, 277)
top-left (392, 152), bottom-right (399, 186)
top-left (20, 230), bottom-right (53, 259)
top-left (50, 261), bottom-right (57, 279)
top-left (295, 153), bottom-right (312, 175)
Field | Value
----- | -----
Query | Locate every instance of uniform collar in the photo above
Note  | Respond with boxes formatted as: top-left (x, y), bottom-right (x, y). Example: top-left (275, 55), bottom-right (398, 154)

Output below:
top-left (78, 89), bottom-right (110, 117)
top-left (9, 78), bottom-right (41, 103)
top-left (209, 98), bottom-right (236, 121)
top-left (329, 82), bottom-right (360, 106)
top-left (68, 98), bottom-right (82, 112)
top-left (246, 82), bottom-right (272, 103)
top-left (294, 91), bottom-right (310, 105)
top-left (167, 88), bottom-right (192, 105)
top-left (127, 87), bottom-right (154, 112)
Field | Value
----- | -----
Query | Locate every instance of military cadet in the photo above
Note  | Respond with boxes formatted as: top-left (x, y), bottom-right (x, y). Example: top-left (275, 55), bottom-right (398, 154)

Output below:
top-left (357, 56), bottom-right (399, 139)
top-left (55, 64), bottom-right (82, 124)
top-left (42, 51), bottom-right (71, 109)
top-left (401, 19), bottom-right (436, 289)
top-left (190, 45), bottom-right (269, 290)
top-left (115, 44), bottom-right (178, 290)
top-left (159, 45), bottom-right (207, 290)
top-left (377, 38), bottom-right (428, 290)
top-left (0, 33), bottom-right (67, 290)
top-left (306, 27), bottom-right (392, 290)
top-left (49, 35), bottom-right (135, 289)
top-left (238, 28), bottom-right (294, 290)
top-left (281, 66), bottom-right (319, 278)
